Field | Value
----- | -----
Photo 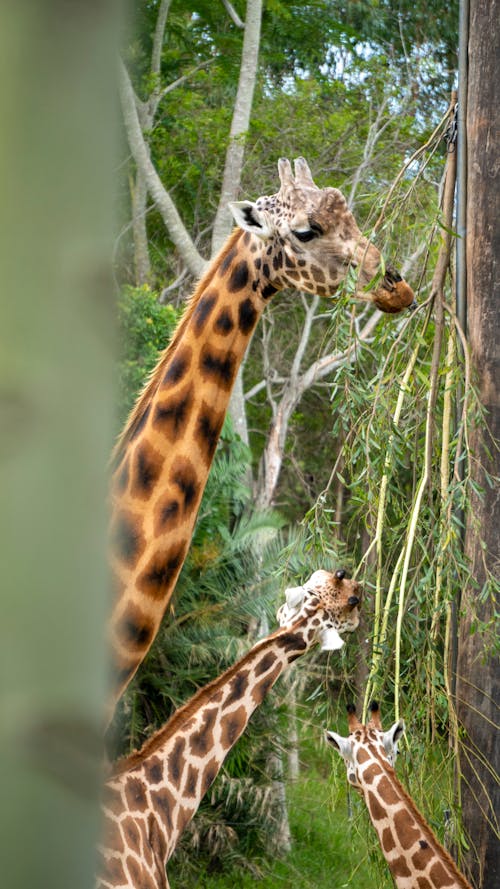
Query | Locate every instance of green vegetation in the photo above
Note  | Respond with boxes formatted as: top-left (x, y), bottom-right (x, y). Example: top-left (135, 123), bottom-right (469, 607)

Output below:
top-left (109, 1), bottom-right (498, 883)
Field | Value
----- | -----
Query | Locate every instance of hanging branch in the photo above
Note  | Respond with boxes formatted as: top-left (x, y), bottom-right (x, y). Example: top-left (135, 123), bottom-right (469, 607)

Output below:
top-left (361, 94), bottom-right (458, 720)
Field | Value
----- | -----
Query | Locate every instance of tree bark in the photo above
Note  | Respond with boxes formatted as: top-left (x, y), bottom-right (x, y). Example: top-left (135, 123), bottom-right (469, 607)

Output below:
top-left (131, 168), bottom-right (151, 285)
top-left (456, 2), bottom-right (500, 885)
top-left (0, 3), bottom-right (117, 888)
top-left (211, 0), bottom-right (263, 254)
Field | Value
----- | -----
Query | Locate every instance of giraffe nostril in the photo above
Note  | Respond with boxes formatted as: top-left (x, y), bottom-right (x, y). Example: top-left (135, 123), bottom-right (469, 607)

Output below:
top-left (335, 569), bottom-right (346, 580)
top-left (408, 297), bottom-right (418, 311)
top-left (348, 596), bottom-right (359, 607)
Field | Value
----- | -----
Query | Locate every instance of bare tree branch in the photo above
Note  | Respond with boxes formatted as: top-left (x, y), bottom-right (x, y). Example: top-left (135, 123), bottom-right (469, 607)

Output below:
top-left (220, 0), bottom-right (245, 28)
top-left (119, 59), bottom-right (206, 278)
top-left (157, 59), bottom-right (216, 104)
top-left (254, 308), bottom-right (384, 509)
top-left (290, 294), bottom-right (319, 381)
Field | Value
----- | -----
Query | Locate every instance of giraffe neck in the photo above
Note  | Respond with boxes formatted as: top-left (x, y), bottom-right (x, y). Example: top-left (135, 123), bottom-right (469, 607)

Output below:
top-left (108, 228), bottom-right (276, 710)
top-left (98, 617), bottom-right (315, 887)
top-left (357, 751), bottom-right (471, 889)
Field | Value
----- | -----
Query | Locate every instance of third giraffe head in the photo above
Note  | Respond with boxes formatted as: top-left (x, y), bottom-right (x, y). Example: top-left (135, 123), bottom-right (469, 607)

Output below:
top-left (326, 700), bottom-right (405, 788)
top-left (230, 156), bottom-right (416, 313)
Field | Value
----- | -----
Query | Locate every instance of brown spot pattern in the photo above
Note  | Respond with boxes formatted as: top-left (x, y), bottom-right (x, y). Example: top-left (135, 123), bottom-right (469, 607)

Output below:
top-left (199, 345), bottom-right (236, 390)
top-left (122, 816), bottom-right (142, 852)
top-left (363, 763), bottom-right (383, 784)
top-left (184, 763), bottom-right (199, 798)
top-left (378, 775), bottom-right (402, 805)
top-left (153, 384), bottom-right (194, 441)
top-left (196, 405), bottom-right (225, 465)
top-left (356, 747), bottom-right (371, 764)
top-left (202, 756), bottom-right (219, 794)
top-left (381, 827), bottom-right (395, 853)
top-left (162, 345), bottom-right (192, 385)
top-left (251, 662), bottom-right (282, 705)
top-left (151, 786), bottom-right (174, 833)
top-left (390, 857), bottom-right (412, 879)
top-left (169, 457), bottom-right (200, 514)
top-left (220, 705), bottom-right (246, 749)
top-left (132, 441), bottom-right (164, 499)
top-left (111, 511), bottom-right (145, 567)
top-left (255, 651), bottom-right (278, 676)
top-left (393, 807), bottom-right (421, 849)
top-left (190, 707), bottom-right (218, 757)
top-left (125, 777), bottom-right (147, 813)
top-left (116, 603), bottom-right (155, 650)
top-left (412, 843), bottom-right (434, 870)
top-left (223, 670), bottom-right (250, 708)
top-left (367, 789), bottom-right (386, 822)
top-left (429, 861), bottom-right (455, 885)
top-left (138, 543), bottom-right (187, 600)
top-left (145, 756), bottom-right (163, 786)
top-left (167, 737), bottom-right (186, 787)
top-left (214, 308), bottom-right (234, 334)
top-left (228, 260), bottom-right (249, 292)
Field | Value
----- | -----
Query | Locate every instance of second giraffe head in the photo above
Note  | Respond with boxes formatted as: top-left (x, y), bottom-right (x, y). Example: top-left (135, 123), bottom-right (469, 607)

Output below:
top-left (277, 567), bottom-right (362, 650)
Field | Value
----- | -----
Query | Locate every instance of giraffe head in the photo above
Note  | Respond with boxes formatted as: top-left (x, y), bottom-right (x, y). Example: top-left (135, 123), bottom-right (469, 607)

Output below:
top-left (276, 568), bottom-right (362, 650)
top-left (326, 700), bottom-right (405, 788)
top-left (230, 157), bottom-right (416, 313)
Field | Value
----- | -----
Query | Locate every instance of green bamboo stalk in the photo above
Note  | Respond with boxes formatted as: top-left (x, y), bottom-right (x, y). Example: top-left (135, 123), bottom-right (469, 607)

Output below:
top-left (394, 134), bottom-right (457, 723)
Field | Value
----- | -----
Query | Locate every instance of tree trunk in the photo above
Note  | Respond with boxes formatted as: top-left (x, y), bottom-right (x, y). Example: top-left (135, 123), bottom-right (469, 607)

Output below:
top-left (211, 0), bottom-right (263, 254)
top-left (456, 3), bottom-right (500, 885)
top-left (0, 3), bottom-right (117, 888)
top-left (131, 169), bottom-right (151, 286)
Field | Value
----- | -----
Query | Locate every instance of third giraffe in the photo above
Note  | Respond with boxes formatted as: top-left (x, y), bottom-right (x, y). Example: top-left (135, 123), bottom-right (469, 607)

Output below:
top-left (326, 702), bottom-right (472, 889)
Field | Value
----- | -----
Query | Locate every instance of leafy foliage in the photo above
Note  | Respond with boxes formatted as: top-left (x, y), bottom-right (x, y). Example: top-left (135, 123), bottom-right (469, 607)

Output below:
top-left (110, 1), bottom-right (486, 882)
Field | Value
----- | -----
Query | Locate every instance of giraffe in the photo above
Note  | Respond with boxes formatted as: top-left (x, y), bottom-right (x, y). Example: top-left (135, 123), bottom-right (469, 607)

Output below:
top-left (325, 702), bottom-right (472, 889)
top-left (97, 568), bottom-right (362, 888)
top-left (108, 156), bottom-right (416, 715)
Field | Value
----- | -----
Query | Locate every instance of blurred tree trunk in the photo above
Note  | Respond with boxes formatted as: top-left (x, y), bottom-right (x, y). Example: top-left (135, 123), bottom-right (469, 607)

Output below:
top-left (456, 2), bottom-right (500, 885)
top-left (0, 3), bottom-right (118, 888)
top-left (131, 169), bottom-right (151, 285)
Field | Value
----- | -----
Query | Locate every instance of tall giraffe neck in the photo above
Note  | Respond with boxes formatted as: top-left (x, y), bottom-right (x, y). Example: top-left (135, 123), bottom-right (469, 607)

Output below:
top-left (358, 752), bottom-right (471, 889)
top-left (108, 228), bottom-right (273, 711)
top-left (97, 616), bottom-right (316, 888)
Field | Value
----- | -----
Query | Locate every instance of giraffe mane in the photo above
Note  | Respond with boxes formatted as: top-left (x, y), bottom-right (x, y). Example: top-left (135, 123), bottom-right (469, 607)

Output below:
top-left (109, 620), bottom-right (298, 778)
top-left (111, 227), bottom-right (244, 465)
top-left (366, 748), bottom-right (471, 887)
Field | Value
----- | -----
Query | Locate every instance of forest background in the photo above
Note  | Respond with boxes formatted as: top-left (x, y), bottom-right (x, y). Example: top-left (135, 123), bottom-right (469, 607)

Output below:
top-left (0, 2), bottom-right (497, 889)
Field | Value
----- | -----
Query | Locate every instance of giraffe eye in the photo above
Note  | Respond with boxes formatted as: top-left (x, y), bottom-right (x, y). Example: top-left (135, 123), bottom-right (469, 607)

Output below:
top-left (291, 222), bottom-right (324, 242)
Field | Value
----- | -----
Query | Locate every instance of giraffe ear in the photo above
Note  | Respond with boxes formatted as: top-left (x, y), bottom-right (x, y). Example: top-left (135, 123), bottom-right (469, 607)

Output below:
top-left (319, 626), bottom-right (344, 651)
top-left (382, 719), bottom-right (405, 756)
top-left (325, 730), bottom-right (351, 759)
top-left (229, 200), bottom-right (273, 239)
top-left (285, 585), bottom-right (305, 609)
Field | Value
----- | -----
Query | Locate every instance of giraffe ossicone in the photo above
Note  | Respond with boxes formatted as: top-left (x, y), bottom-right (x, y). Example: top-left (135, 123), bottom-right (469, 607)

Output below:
top-left (97, 570), bottom-right (361, 889)
top-left (325, 702), bottom-right (472, 889)
top-left (107, 155), bottom-right (415, 720)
